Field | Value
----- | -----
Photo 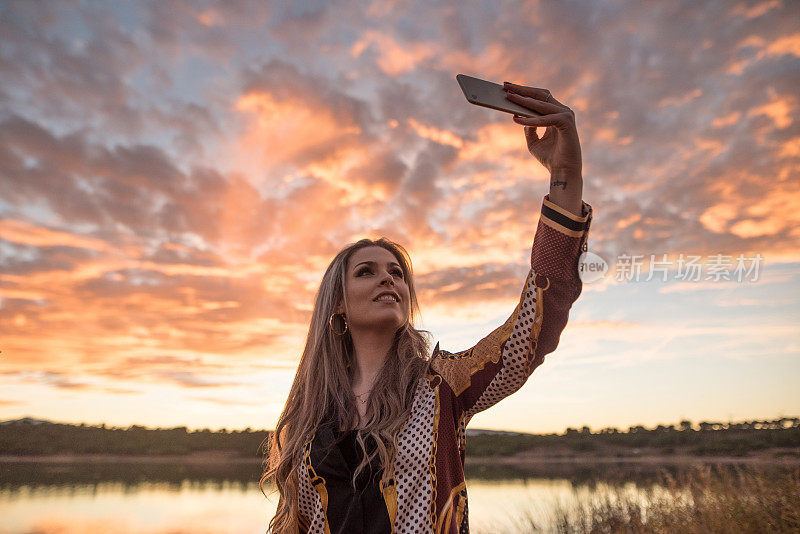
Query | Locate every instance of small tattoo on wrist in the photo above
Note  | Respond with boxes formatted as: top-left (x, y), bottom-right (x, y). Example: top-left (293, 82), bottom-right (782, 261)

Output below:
top-left (551, 180), bottom-right (568, 190)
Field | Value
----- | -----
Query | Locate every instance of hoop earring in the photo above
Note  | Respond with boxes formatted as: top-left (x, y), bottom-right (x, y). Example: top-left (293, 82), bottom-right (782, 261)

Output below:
top-left (329, 313), bottom-right (348, 336)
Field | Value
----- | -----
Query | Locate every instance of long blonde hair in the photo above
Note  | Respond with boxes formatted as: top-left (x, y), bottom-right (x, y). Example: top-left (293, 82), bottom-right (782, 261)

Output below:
top-left (260, 237), bottom-right (433, 533)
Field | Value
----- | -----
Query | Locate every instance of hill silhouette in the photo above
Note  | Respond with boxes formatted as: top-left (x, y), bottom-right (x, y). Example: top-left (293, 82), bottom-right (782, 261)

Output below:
top-left (1, 417), bottom-right (797, 459)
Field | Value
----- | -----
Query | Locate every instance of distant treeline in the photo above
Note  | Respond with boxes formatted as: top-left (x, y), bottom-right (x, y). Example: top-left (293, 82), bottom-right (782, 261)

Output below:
top-left (0, 420), bottom-right (270, 458)
top-left (467, 418), bottom-right (800, 457)
top-left (1, 417), bottom-right (798, 458)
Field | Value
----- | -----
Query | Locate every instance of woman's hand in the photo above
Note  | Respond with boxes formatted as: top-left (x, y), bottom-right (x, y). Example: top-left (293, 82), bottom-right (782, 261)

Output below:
top-left (503, 82), bottom-right (582, 179)
top-left (504, 81), bottom-right (583, 216)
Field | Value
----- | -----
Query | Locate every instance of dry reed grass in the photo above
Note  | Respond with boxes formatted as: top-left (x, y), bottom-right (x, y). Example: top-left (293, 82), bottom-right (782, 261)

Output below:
top-left (515, 465), bottom-right (800, 534)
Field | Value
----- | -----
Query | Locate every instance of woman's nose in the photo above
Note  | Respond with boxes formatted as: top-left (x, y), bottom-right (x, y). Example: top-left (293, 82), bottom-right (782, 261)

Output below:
top-left (379, 270), bottom-right (395, 285)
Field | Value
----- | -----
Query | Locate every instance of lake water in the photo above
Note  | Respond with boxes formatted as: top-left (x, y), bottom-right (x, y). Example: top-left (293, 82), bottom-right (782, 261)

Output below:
top-left (0, 459), bottom-right (780, 534)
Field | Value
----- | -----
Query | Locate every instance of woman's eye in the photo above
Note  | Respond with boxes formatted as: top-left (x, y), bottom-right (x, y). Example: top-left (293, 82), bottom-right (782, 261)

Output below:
top-left (356, 267), bottom-right (403, 278)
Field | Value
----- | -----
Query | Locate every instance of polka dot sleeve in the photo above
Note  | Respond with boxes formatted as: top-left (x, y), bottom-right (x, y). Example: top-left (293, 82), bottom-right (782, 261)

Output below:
top-left (530, 194), bottom-right (593, 362)
top-left (430, 195), bottom-right (593, 419)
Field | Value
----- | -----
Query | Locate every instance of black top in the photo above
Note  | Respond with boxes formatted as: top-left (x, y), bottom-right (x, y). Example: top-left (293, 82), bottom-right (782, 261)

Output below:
top-left (309, 419), bottom-right (391, 533)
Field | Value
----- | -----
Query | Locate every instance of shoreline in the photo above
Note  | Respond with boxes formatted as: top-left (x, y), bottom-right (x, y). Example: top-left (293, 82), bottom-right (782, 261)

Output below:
top-left (2, 448), bottom-right (798, 466)
top-left (468, 453), bottom-right (800, 467)
top-left (0, 452), bottom-right (262, 464)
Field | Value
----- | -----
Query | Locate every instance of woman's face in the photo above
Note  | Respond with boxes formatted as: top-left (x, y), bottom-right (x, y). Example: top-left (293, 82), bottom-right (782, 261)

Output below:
top-left (337, 246), bottom-right (410, 333)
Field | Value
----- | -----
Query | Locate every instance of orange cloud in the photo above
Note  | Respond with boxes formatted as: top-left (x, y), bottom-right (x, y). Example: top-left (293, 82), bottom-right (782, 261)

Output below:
top-left (234, 90), bottom-right (362, 173)
top-left (196, 9), bottom-right (224, 27)
top-left (458, 122), bottom-right (528, 162)
top-left (748, 92), bottom-right (796, 128)
top-left (407, 118), bottom-right (464, 148)
top-left (592, 127), bottom-right (634, 146)
top-left (0, 219), bottom-right (110, 251)
top-left (437, 43), bottom-right (530, 85)
top-left (697, 170), bottom-right (800, 253)
top-left (732, 0), bottom-right (781, 19)
top-left (765, 34), bottom-right (800, 58)
top-left (729, 33), bottom-right (800, 74)
top-left (779, 138), bottom-right (800, 158)
top-left (350, 30), bottom-right (436, 75)
top-left (230, 88), bottom-right (399, 208)
top-left (711, 111), bottom-right (741, 128)
top-left (657, 88), bottom-right (703, 109)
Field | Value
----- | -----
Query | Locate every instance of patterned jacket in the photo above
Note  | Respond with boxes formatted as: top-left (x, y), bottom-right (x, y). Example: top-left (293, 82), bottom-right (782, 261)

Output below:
top-left (295, 195), bottom-right (593, 533)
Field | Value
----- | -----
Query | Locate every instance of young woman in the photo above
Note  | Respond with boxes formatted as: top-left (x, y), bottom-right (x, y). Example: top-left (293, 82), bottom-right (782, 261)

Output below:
top-left (261, 82), bottom-right (593, 533)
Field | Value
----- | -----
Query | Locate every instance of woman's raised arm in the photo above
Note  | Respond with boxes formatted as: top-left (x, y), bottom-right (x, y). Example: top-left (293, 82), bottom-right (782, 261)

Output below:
top-left (429, 82), bottom-right (592, 422)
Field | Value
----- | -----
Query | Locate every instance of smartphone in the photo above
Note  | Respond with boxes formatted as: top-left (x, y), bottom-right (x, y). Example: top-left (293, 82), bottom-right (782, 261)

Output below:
top-left (456, 74), bottom-right (541, 118)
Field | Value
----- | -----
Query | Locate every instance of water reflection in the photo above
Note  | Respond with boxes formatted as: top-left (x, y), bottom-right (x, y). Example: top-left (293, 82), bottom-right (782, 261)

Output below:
top-left (2, 457), bottom-right (706, 490)
top-left (0, 459), bottom-right (791, 534)
top-left (0, 459), bottom-right (260, 489)
top-left (465, 460), bottom-right (690, 485)
top-left (2, 479), bottom-right (274, 534)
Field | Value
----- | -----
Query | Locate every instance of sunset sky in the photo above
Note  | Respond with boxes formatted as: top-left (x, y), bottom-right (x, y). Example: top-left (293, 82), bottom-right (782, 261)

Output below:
top-left (1, 0), bottom-right (798, 435)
